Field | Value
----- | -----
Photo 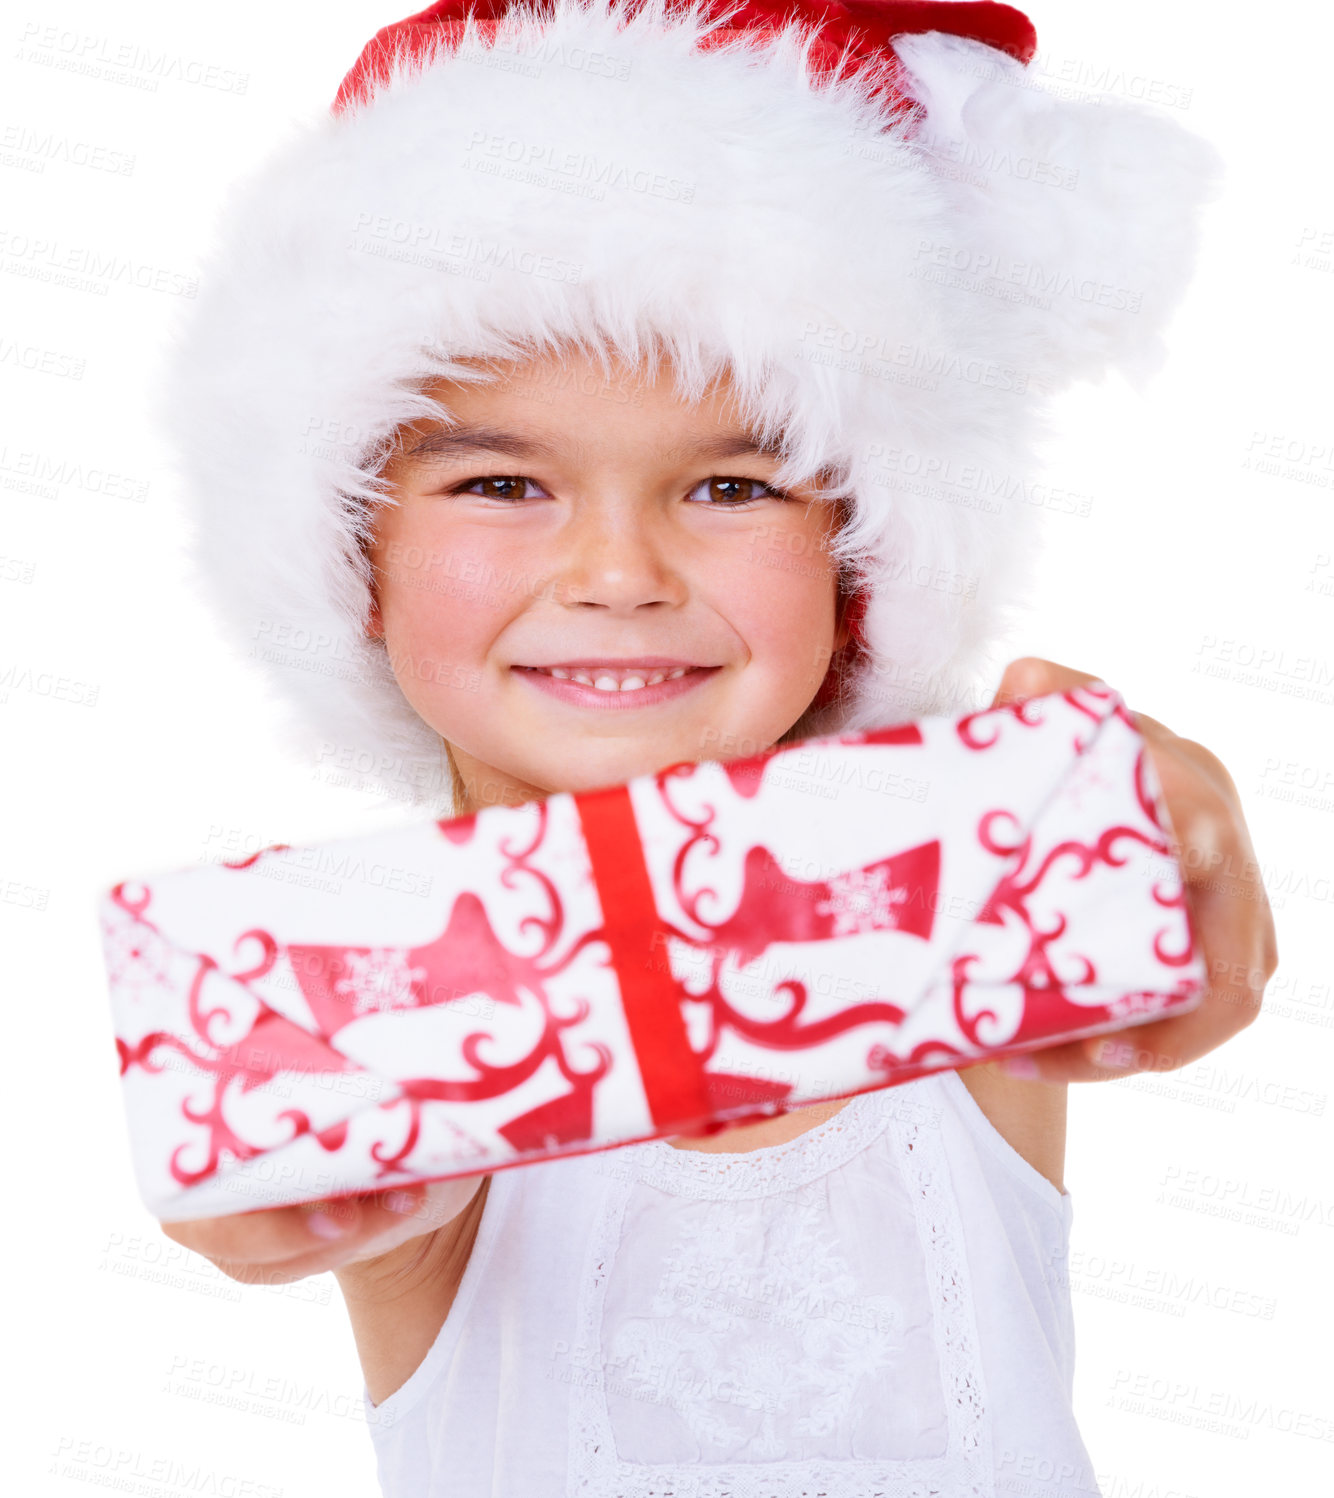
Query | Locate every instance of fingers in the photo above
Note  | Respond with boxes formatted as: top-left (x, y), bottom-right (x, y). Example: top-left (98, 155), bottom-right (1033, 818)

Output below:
top-left (988, 656), bottom-right (1103, 709)
top-left (1001, 962), bottom-right (1270, 1087)
top-left (1148, 735), bottom-right (1277, 992)
top-left (1132, 710), bottom-right (1244, 812)
top-left (158, 1179), bottom-right (470, 1286)
top-left (161, 1194), bottom-right (369, 1268)
top-left (1002, 748), bottom-right (1277, 1083)
top-left (987, 659), bottom-right (1279, 1088)
top-left (1010, 816), bottom-right (1275, 1086)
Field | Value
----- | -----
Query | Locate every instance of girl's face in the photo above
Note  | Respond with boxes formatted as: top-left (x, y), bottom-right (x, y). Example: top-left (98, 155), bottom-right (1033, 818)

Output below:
top-left (366, 348), bottom-right (849, 810)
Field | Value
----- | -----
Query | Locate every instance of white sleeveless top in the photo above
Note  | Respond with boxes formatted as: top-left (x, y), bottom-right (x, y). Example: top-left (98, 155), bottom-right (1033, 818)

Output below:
top-left (362, 1068), bottom-right (1102, 1497)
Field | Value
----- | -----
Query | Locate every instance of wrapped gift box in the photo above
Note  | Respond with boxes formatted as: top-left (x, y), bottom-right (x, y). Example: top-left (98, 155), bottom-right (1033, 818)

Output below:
top-left (98, 680), bottom-right (1205, 1220)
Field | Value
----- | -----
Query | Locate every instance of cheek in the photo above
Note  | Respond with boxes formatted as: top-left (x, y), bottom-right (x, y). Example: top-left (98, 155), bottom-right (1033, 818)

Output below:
top-left (376, 518), bottom-right (522, 668)
top-left (374, 505), bottom-right (838, 674)
top-left (717, 520), bottom-right (838, 655)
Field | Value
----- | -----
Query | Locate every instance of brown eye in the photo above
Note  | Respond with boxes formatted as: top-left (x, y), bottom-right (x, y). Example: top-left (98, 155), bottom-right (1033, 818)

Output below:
top-left (688, 477), bottom-right (787, 506)
top-left (476, 477), bottom-right (527, 499)
top-left (449, 476), bottom-right (545, 500)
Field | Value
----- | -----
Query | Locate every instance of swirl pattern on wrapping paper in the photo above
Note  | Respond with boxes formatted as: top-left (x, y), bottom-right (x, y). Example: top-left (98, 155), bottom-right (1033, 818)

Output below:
top-left (109, 801), bottom-right (616, 1188)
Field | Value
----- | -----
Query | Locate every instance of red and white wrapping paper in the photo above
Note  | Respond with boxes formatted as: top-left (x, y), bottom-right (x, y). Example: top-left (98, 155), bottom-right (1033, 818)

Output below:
top-left (99, 682), bottom-right (1205, 1220)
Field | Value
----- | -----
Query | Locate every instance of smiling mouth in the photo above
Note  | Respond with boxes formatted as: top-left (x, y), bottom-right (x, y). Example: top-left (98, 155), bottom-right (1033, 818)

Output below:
top-left (512, 661), bottom-right (719, 701)
top-left (522, 665), bottom-right (692, 693)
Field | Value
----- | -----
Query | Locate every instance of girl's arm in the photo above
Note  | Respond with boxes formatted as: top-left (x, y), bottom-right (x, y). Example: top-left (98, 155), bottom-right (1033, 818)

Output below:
top-left (333, 1175), bottom-right (492, 1407)
top-left (957, 1060), bottom-right (1068, 1195)
top-left (160, 1172), bottom-right (493, 1406)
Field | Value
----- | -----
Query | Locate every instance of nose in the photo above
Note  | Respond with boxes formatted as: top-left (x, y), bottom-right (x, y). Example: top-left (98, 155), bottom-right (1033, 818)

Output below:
top-left (553, 495), bottom-right (687, 613)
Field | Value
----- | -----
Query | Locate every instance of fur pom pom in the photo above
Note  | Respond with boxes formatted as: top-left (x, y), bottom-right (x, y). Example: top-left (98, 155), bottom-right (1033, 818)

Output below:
top-left (893, 32), bottom-right (1226, 393)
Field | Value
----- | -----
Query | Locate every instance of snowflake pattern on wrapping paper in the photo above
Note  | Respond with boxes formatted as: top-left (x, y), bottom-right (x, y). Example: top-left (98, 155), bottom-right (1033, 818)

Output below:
top-left (332, 947), bottom-right (429, 1018)
top-left (107, 799), bottom-right (622, 1197)
top-left (1054, 748), bottom-right (1120, 815)
top-left (814, 865), bottom-right (911, 938)
top-left (100, 899), bottom-right (178, 1010)
top-left (103, 680), bottom-right (1206, 1210)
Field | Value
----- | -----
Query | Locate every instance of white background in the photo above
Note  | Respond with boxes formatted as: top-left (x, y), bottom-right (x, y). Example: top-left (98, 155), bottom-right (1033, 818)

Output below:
top-left (2, 2), bottom-right (1331, 1494)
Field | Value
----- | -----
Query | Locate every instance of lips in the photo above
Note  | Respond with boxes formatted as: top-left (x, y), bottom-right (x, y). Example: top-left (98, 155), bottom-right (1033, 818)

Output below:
top-left (512, 661), bottom-right (720, 707)
top-left (524, 664), bottom-right (691, 693)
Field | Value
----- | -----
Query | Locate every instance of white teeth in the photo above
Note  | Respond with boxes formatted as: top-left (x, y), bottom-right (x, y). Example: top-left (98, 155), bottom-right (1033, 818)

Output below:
top-left (532, 666), bottom-right (698, 692)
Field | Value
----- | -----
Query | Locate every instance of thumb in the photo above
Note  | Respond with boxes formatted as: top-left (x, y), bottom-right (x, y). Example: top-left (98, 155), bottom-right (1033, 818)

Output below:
top-left (989, 656), bottom-right (1102, 710)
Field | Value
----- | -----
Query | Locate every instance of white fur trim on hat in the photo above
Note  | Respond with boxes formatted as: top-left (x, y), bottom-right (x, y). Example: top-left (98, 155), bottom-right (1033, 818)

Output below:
top-left (159, 0), bottom-right (1224, 811)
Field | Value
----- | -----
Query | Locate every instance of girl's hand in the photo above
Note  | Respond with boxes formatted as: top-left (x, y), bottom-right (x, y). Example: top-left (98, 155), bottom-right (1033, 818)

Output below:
top-left (987, 657), bottom-right (1278, 1085)
top-left (158, 1175), bottom-right (489, 1286)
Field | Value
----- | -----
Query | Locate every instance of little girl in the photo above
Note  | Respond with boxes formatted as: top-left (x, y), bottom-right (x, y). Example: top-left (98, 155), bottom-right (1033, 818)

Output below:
top-left (157, 2), bottom-right (1275, 1493)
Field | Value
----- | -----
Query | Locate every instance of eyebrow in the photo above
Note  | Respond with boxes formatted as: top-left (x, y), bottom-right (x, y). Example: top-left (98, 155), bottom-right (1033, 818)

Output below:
top-left (397, 424), bottom-right (787, 466)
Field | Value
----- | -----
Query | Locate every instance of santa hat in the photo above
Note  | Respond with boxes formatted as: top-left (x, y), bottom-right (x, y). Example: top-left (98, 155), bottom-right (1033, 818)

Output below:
top-left (160, 0), bottom-right (1223, 810)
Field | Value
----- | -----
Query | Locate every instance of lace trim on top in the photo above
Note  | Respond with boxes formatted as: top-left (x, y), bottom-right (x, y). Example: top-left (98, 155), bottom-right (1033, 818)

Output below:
top-left (619, 1087), bottom-right (895, 1199)
top-left (568, 1074), bottom-right (993, 1497)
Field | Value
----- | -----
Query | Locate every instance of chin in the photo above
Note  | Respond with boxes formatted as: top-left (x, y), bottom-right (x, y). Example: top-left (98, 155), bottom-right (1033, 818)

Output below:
top-left (537, 742), bottom-right (689, 793)
top-left (539, 754), bottom-right (669, 794)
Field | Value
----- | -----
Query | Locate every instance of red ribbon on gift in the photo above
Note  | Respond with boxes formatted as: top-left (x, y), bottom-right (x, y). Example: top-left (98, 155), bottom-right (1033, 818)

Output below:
top-left (577, 783), bottom-right (716, 1132)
